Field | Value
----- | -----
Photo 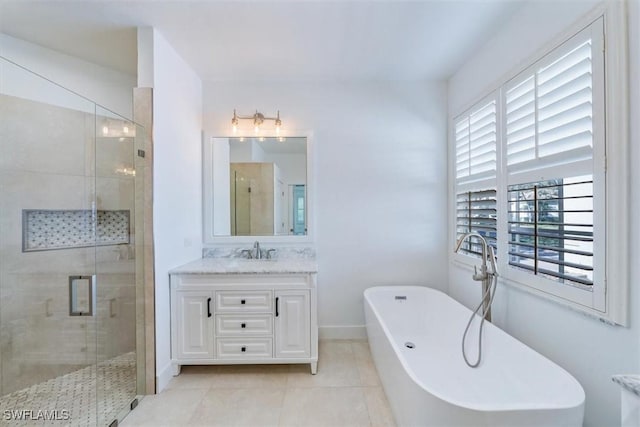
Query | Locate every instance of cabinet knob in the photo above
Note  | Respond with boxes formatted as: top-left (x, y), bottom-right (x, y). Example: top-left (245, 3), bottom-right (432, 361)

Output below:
top-left (241, 323), bottom-right (246, 328)
top-left (241, 346), bottom-right (247, 352)
top-left (241, 299), bottom-right (246, 305)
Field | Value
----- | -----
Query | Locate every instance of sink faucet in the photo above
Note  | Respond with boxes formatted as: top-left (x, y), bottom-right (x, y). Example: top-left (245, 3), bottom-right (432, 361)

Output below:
top-left (253, 241), bottom-right (262, 259)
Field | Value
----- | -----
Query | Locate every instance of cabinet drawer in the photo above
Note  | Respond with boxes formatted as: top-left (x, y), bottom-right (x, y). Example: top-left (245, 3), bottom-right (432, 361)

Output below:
top-left (216, 338), bottom-right (273, 359)
top-left (215, 291), bottom-right (272, 312)
top-left (216, 314), bottom-right (273, 336)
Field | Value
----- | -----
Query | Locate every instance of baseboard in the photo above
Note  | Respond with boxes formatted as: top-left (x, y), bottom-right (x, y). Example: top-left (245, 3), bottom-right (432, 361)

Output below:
top-left (155, 362), bottom-right (174, 393)
top-left (319, 325), bottom-right (367, 340)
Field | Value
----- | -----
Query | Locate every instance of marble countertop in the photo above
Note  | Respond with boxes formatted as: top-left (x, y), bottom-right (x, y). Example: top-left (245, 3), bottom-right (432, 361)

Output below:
top-left (612, 375), bottom-right (640, 396)
top-left (169, 258), bottom-right (318, 275)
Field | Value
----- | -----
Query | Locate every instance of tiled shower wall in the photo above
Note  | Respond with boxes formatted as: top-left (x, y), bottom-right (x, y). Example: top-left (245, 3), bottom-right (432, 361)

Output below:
top-left (0, 94), bottom-right (137, 394)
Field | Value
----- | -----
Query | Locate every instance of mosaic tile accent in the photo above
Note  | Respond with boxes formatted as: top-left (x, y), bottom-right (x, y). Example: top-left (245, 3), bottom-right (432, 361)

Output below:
top-left (23, 210), bottom-right (130, 252)
top-left (0, 352), bottom-right (136, 426)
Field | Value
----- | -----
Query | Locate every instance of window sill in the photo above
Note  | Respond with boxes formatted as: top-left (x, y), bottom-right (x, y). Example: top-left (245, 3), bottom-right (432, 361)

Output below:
top-left (497, 274), bottom-right (622, 326)
top-left (449, 256), bottom-right (625, 327)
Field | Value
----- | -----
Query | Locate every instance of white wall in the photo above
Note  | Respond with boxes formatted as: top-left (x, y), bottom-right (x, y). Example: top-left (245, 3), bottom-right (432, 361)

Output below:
top-left (138, 28), bottom-right (203, 391)
top-left (250, 140), bottom-right (266, 162)
top-left (448, 2), bottom-right (639, 426)
top-left (229, 139), bottom-right (251, 161)
top-left (203, 80), bottom-right (449, 336)
top-left (212, 138), bottom-right (231, 235)
top-left (262, 152), bottom-right (306, 184)
top-left (0, 33), bottom-right (135, 119)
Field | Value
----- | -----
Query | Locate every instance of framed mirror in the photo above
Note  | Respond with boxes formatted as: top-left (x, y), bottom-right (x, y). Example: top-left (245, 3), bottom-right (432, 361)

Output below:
top-left (203, 135), bottom-right (313, 243)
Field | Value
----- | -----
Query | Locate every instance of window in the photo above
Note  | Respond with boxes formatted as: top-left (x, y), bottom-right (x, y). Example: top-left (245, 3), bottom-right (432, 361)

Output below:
top-left (452, 10), bottom-right (630, 323)
top-left (454, 98), bottom-right (498, 257)
top-left (507, 176), bottom-right (594, 288)
top-left (456, 189), bottom-right (497, 256)
top-left (504, 24), bottom-right (599, 181)
top-left (502, 18), bottom-right (605, 310)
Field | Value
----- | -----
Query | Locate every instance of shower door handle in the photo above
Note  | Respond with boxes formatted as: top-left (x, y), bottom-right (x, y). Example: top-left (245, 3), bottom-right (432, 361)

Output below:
top-left (69, 275), bottom-right (96, 316)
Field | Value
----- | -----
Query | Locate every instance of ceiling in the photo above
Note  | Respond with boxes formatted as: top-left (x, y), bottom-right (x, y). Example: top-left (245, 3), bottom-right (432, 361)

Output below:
top-left (0, 1), bottom-right (523, 82)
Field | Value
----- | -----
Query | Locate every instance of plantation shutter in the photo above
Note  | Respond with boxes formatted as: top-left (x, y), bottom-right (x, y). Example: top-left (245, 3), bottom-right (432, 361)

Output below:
top-left (455, 100), bottom-right (497, 187)
top-left (504, 18), bottom-right (604, 185)
top-left (504, 18), bottom-right (605, 298)
top-left (507, 178), bottom-right (595, 287)
top-left (454, 97), bottom-right (498, 255)
top-left (456, 189), bottom-right (497, 255)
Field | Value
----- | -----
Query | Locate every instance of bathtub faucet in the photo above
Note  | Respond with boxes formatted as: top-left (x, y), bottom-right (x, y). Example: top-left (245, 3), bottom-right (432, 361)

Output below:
top-left (455, 232), bottom-right (500, 368)
top-left (454, 232), bottom-right (498, 321)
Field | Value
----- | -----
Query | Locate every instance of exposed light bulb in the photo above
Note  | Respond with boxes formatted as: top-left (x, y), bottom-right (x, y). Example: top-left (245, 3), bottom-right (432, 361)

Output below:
top-left (275, 111), bottom-right (282, 135)
top-left (231, 109), bottom-right (239, 134)
top-left (102, 126), bottom-right (109, 135)
top-left (123, 126), bottom-right (129, 134)
top-left (231, 109), bottom-right (283, 137)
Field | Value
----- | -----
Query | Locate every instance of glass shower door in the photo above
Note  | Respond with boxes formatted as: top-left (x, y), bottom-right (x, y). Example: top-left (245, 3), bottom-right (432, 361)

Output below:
top-left (94, 106), bottom-right (143, 426)
top-left (0, 57), bottom-right (99, 425)
top-left (0, 57), bottom-right (144, 426)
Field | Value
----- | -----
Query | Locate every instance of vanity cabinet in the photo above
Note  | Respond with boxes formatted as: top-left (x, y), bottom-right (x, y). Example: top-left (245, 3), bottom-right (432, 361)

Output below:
top-left (275, 290), bottom-right (311, 358)
top-left (175, 291), bottom-right (214, 359)
top-left (170, 272), bottom-right (317, 375)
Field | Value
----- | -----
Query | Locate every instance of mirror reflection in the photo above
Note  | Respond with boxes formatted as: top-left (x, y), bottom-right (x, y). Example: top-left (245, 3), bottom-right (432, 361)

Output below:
top-left (210, 137), bottom-right (307, 236)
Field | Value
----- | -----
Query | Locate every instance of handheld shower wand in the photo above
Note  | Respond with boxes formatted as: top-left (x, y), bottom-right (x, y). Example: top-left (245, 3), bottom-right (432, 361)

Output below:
top-left (454, 233), bottom-right (499, 368)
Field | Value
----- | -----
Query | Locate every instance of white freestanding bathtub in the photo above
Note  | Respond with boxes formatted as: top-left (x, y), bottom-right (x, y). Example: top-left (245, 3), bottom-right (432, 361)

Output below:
top-left (364, 286), bottom-right (585, 427)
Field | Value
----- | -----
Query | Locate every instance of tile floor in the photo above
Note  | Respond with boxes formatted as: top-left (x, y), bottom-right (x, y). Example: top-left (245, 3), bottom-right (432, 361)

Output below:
top-left (0, 352), bottom-right (136, 426)
top-left (121, 340), bottom-right (396, 427)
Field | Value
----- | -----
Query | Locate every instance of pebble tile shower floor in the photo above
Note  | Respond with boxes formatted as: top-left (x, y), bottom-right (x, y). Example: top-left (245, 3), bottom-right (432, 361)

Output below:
top-left (0, 352), bottom-right (135, 426)
top-left (121, 340), bottom-right (395, 427)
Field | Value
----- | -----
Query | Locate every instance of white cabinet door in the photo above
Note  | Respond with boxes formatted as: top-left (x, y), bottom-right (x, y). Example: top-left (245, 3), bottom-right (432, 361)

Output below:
top-left (275, 290), bottom-right (310, 358)
top-left (176, 291), bottom-right (214, 359)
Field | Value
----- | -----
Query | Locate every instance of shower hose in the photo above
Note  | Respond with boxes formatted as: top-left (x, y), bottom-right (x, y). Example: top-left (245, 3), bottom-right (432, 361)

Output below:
top-left (462, 246), bottom-right (498, 368)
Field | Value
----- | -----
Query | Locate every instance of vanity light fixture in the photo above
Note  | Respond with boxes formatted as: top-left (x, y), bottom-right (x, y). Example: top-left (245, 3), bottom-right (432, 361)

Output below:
top-left (231, 109), bottom-right (282, 135)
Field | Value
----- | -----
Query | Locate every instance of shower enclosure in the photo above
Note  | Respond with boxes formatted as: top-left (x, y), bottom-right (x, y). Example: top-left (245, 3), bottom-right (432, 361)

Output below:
top-left (0, 57), bottom-right (146, 425)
